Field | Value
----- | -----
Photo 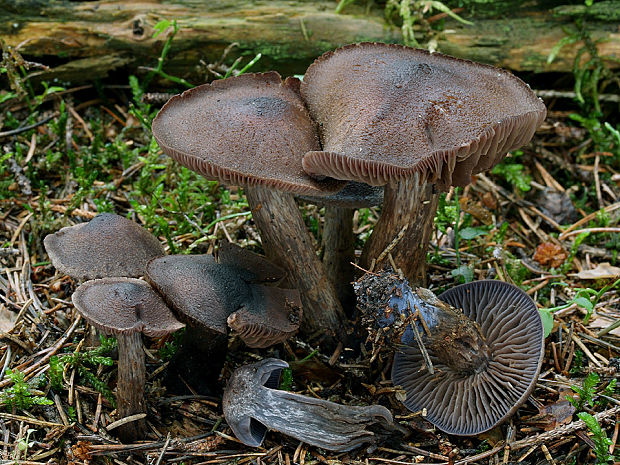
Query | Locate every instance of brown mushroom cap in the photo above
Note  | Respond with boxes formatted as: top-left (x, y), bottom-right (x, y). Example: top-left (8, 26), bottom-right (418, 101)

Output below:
top-left (227, 286), bottom-right (302, 348)
top-left (391, 280), bottom-right (544, 435)
top-left (152, 72), bottom-right (345, 196)
top-left (146, 249), bottom-right (302, 346)
top-left (72, 278), bottom-right (184, 337)
top-left (145, 254), bottom-right (248, 334)
top-left (300, 43), bottom-right (547, 189)
top-left (44, 213), bottom-right (165, 280)
top-left (216, 242), bottom-right (286, 284)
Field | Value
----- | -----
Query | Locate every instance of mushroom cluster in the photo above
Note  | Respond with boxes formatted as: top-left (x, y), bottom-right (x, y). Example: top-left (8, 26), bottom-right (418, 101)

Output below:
top-left (44, 42), bottom-right (548, 450)
top-left (44, 214), bottom-right (302, 440)
top-left (152, 42), bottom-right (546, 344)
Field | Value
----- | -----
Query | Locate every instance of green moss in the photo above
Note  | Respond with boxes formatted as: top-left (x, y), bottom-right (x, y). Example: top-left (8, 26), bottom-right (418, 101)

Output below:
top-left (553, 1), bottom-right (620, 21)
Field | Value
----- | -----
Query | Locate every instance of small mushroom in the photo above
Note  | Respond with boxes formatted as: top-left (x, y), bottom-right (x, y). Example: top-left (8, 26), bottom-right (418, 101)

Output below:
top-left (152, 72), bottom-right (347, 343)
top-left (223, 358), bottom-right (394, 451)
top-left (72, 277), bottom-right (184, 442)
top-left (356, 272), bottom-right (543, 435)
top-left (301, 43), bottom-right (547, 283)
top-left (145, 244), bottom-right (301, 393)
top-left (44, 213), bottom-right (165, 280)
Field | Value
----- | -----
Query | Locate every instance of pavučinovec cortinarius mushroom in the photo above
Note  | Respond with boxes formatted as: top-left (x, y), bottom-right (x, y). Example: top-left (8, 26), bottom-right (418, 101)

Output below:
top-left (223, 358), bottom-right (395, 451)
top-left (72, 278), bottom-right (184, 442)
top-left (44, 213), bottom-right (165, 280)
top-left (145, 242), bottom-right (301, 394)
top-left (301, 43), bottom-right (547, 284)
top-left (151, 72), bottom-right (347, 344)
top-left (356, 272), bottom-right (544, 435)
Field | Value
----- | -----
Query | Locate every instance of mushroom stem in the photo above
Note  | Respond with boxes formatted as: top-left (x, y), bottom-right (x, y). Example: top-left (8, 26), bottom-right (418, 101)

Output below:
top-left (355, 269), bottom-right (490, 374)
top-left (116, 332), bottom-right (147, 442)
top-left (166, 323), bottom-right (227, 395)
top-left (360, 175), bottom-right (439, 285)
top-left (245, 185), bottom-right (347, 344)
top-left (321, 206), bottom-right (355, 312)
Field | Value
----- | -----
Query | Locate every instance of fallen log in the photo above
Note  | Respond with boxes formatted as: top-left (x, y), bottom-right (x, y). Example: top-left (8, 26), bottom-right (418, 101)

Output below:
top-left (1, 0), bottom-right (619, 84)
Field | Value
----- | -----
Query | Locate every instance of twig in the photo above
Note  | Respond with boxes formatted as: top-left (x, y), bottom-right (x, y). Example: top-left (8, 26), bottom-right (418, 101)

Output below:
top-left (154, 433), bottom-right (171, 465)
top-left (105, 413), bottom-right (147, 431)
top-left (560, 227), bottom-right (620, 239)
top-left (411, 306), bottom-right (434, 375)
top-left (0, 113), bottom-right (59, 139)
top-left (560, 202), bottom-right (620, 238)
top-left (0, 315), bottom-right (81, 388)
top-left (511, 406), bottom-right (620, 450)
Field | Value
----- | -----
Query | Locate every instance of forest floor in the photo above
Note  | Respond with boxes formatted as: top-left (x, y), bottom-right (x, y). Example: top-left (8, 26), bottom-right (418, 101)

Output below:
top-left (0, 29), bottom-right (619, 465)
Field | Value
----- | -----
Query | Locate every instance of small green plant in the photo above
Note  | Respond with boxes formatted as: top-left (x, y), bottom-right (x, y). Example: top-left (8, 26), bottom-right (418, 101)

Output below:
top-left (548, 0), bottom-right (620, 169)
top-left (568, 372), bottom-right (599, 411)
top-left (545, 277), bottom-right (620, 325)
top-left (577, 412), bottom-right (613, 463)
top-left (48, 335), bottom-right (117, 407)
top-left (385, 0), bottom-right (473, 46)
top-left (491, 150), bottom-right (531, 192)
top-left (14, 428), bottom-right (36, 461)
top-left (0, 370), bottom-right (53, 410)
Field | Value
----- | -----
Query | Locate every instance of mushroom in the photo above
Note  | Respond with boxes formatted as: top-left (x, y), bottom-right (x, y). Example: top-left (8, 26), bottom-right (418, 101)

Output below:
top-left (44, 213), bottom-right (165, 280)
top-left (72, 277), bottom-right (184, 442)
top-left (355, 271), bottom-right (543, 435)
top-left (298, 182), bottom-right (384, 309)
top-left (152, 72), bottom-right (347, 343)
top-left (223, 358), bottom-right (394, 451)
top-left (145, 243), bottom-right (301, 394)
top-left (300, 43), bottom-right (547, 283)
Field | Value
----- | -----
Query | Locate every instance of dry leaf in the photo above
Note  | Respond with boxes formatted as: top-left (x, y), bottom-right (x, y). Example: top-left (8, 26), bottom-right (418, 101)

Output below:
top-left (533, 243), bottom-right (567, 268)
top-left (576, 262), bottom-right (620, 280)
top-left (587, 313), bottom-right (620, 337)
top-left (0, 305), bottom-right (17, 332)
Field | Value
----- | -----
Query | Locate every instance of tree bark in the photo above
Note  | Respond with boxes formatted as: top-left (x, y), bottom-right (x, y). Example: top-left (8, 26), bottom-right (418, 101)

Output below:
top-left (245, 186), bottom-right (347, 346)
top-left (1, 0), bottom-right (618, 84)
top-left (360, 175), bottom-right (439, 286)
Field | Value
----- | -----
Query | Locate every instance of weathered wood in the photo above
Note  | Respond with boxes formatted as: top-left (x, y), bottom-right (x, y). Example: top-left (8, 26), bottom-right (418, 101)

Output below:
top-left (321, 206), bottom-right (355, 312)
top-left (245, 185), bottom-right (347, 345)
top-left (1, 0), bottom-right (619, 84)
top-left (360, 176), bottom-right (439, 285)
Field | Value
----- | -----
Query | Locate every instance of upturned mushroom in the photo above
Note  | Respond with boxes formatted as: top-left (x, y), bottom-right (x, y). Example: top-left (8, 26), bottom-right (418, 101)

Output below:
top-left (223, 358), bottom-right (394, 451)
top-left (301, 43), bottom-right (547, 283)
top-left (151, 72), bottom-right (347, 343)
top-left (145, 242), bottom-right (302, 394)
top-left (72, 277), bottom-right (184, 442)
top-left (44, 213), bottom-right (165, 280)
top-left (356, 272), bottom-right (544, 435)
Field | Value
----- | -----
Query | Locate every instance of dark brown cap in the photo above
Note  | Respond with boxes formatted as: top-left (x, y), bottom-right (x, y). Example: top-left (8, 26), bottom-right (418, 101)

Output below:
top-left (152, 72), bottom-right (345, 196)
top-left (146, 247), bottom-right (302, 346)
top-left (72, 278), bottom-right (184, 337)
top-left (44, 213), bottom-right (165, 280)
top-left (391, 280), bottom-right (544, 435)
top-left (301, 43), bottom-right (547, 190)
top-left (216, 241), bottom-right (286, 284)
top-left (145, 254), bottom-right (246, 334)
top-left (227, 286), bottom-right (302, 348)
